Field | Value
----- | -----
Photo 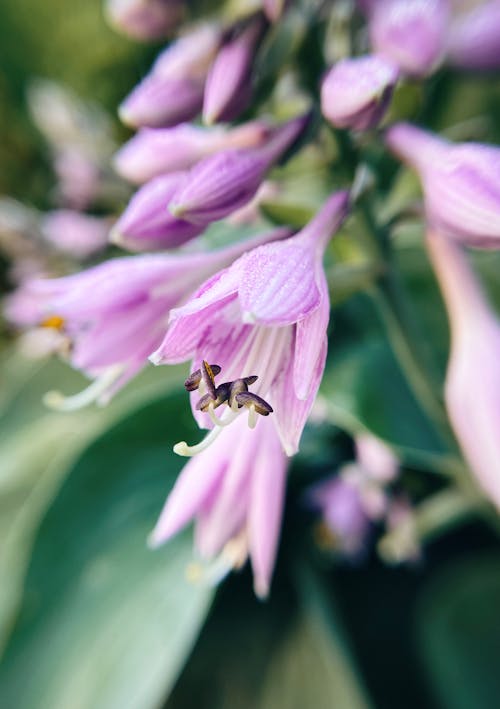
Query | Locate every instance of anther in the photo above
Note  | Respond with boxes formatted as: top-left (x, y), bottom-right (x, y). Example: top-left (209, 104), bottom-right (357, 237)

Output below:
top-left (184, 362), bottom-right (221, 392)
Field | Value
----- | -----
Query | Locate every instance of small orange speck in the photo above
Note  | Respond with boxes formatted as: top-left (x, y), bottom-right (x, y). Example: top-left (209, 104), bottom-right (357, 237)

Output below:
top-left (41, 315), bottom-right (65, 330)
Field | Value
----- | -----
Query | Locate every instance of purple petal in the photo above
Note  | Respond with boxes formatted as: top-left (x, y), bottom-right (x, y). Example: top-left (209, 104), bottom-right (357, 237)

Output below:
top-left (119, 75), bottom-right (204, 129)
top-left (238, 238), bottom-right (321, 326)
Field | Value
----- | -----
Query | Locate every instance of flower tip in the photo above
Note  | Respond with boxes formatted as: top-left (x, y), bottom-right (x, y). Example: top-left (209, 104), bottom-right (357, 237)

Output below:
top-left (117, 102), bottom-right (137, 128)
top-left (168, 201), bottom-right (187, 218)
top-left (253, 576), bottom-right (270, 600)
top-left (147, 530), bottom-right (162, 549)
top-left (43, 390), bottom-right (66, 410)
top-left (148, 350), bottom-right (163, 366)
top-left (202, 108), bottom-right (217, 126)
top-left (108, 226), bottom-right (125, 246)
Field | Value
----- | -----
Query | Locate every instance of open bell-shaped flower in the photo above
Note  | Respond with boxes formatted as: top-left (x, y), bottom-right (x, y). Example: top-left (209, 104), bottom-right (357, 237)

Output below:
top-left (6, 226), bottom-right (290, 409)
top-left (386, 122), bottom-right (500, 248)
top-left (151, 190), bottom-right (350, 456)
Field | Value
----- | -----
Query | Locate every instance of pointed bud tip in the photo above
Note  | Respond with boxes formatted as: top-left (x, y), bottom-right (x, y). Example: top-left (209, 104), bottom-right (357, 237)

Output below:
top-left (148, 351), bottom-right (163, 366)
top-left (253, 576), bottom-right (270, 600)
top-left (168, 202), bottom-right (187, 218)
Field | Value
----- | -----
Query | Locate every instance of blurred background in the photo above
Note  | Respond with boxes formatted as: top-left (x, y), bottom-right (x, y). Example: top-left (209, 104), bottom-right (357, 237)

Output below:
top-left (2, 2), bottom-right (500, 709)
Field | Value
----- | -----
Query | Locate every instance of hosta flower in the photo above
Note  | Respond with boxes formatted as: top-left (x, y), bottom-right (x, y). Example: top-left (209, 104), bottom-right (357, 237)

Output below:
top-left (365, 0), bottom-right (450, 77)
top-left (113, 120), bottom-right (271, 184)
top-left (321, 54), bottom-right (399, 131)
top-left (110, 172), bottom-right (206, 252)
top-left (151, 190), bottom-right (350, 456)
top-left (150, 413), bottom-right (287, 598)
top-left (105, 0), bottom-right (183, 41)
top-left (168, 113), bottom-right (308, 224)
top-left (447, 0), bottom-right (500, 70)
top-left (426, 229), bottom-right (500, 510)
top-left (309, 435), bottom-right (398, 556)
top-left (7, 228), bottom-right (290, 409)
top-left (119, 23), bottom-right (221, 128)
top-left (386, 122), bottom-right (500, 248)
top-left (202, 14), bottom-right (266, 125)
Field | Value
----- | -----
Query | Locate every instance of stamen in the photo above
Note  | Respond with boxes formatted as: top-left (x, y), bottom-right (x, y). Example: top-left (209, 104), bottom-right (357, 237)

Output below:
top-left (173, 409), bottom-right (239, 456)
top-left (41, 314), bottom-right (65, 331)
top-left (184, 363), bottom-right (221, 391)
top-left (43, 364), bottom-right (124, 411)
top-left (247, 403), bottom-right (257, 429)
top-left (207, 401), bottom-right (234, 427)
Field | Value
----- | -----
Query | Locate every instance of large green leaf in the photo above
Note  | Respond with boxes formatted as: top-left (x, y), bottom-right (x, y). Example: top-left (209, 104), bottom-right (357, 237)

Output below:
top-left (416, 555), bottom-right (500, 709)
top-left (0, 353), bottom-right (182, 652)
top-left (0, 391), bottom-right (212, 709)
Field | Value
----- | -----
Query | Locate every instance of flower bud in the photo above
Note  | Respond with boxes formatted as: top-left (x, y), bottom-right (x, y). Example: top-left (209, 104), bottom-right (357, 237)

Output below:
top-left (427, 229), bottom-right (500, 510)
top-left (202, 15), bottom-right (266, 125)
top-left (113, 120), bottom-right (271, 184)
top-left (321, 54), bottom-right (399, 131)
top-left (105, 0), bottom-right (183, 41)
top-left (386, 122), bottom-right (500, 248)
top-left (447, 0), bottom-right (500, 71)
top-left (118, 24), bottom-right (221, 128)
top-left (111, 172), bottom-right (205, 251)
top-left (167, 113), bottom-right (308, 224)
top-left (368, 0), bottom-right (450, 77)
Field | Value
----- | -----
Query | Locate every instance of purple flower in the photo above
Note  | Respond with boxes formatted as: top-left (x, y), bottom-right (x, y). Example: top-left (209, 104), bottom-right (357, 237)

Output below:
top-left (118, 23), bottom-right (221, 128)
top-left (202, 15), bottom-right (266, 125)
top-left (113, 120), bottom-right (271, 184)
top-left (151, 191), bottom-right (349, 455)
top-left (308, 435), bottom-right (398, 557)
top-left (321, 54), bottom-right (399, 131)
top-left (366, 0), bottom-right (450, 77)
top-left (41, 210), bottom-right (110, 258)
top-left (105, 0), bottom-right (183, 41)
top-left (7, 228), bottom-right (290, 409)
top-left (447, 0), bottom-right (500, 71)
top-left (386, 122), bottom-right (500, 248)
top-left (149, 413), bottom-right (287, 597)
top-left (426, 229), bottom-right (500, 510)
top-left (167, 114), bottom-right (309, 224)
top-left (110, 172), bottom-right (206, 252)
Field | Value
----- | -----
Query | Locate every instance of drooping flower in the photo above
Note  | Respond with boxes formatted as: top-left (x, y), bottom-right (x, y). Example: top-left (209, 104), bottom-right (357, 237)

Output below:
top-left (447, 0), bottom-right (500, 71)
top-left (110, 172), bottom-right (206, 252)
top-left (202, 14), bottom-right (266, 125)
top-left (149, 413), bottom-right (287, 598)
top-left (7, 227), bottom-right (290, 409)
top-left (105, 0), bottom-right (184, 41)
top-left (386, 122), bottom-right (500, 248)
top-left (426, 229), bottom-right (500, 510)
top-left (113, 120), bottom-right (271, 184)
top-left (365, 0), bottom-right (450, 77)
top-left (167, 113), bottom-right (309, 225)
top-left (118, 23), bottom-right (221, 128)
top-left (321, 54), bottom-right (399, 131)
top-left (151, 190), bottom-right (350, 456)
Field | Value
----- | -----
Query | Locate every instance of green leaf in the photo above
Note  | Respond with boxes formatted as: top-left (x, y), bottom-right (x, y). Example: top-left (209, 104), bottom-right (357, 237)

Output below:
top-left (416, 554), bottom-right (500, 709)
top-left (0, 392), bottom-right (212, 709)
top-left (0, 354), bottom-right (183, 653)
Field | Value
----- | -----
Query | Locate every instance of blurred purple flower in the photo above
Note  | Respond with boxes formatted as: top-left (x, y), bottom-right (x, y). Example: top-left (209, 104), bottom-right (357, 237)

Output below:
top-left (150, 413), bottom-right (287, 598)
top-left (113, 120), bottom-right (271, 184)
top-left (41, 210), bottom-right (110, 258)
top-left (321, 54), bottom-right (399, 131)
top-left (105, 0), bottom-right (184, 41)
top-left (202, 15), bottom-right (266, 125)
top-left (167, 113), bottom-right (308, 224)
top-left (427, 229), bottom-right (500, 510)
top-left (386, 122), bottom-right (500, 248)
top-left (151, 191), bottom-right (349, 455)
top-left (447, 0), bottom-right (500, 70)
top-left (6, 228), bottom-right (289, 409)
top-left (366, 0), bottom-right (450, 77)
